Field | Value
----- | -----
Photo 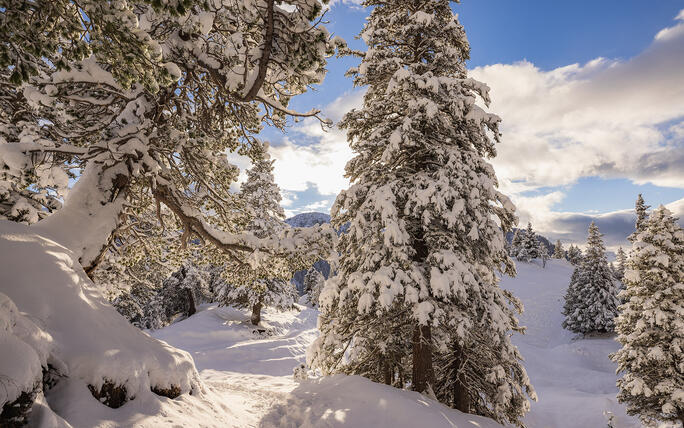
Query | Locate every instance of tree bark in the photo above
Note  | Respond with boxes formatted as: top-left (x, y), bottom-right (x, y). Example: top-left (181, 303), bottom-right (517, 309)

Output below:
top-left (33, 162), bottom-right (129, 274)
top-left (412, 324), bottom-right (435, 393)
top-left (452, 342), bottom-right (470, 413)
top-left (250, 300), bottom-right (263, 326)
top-left (383, 358), bottom-right (392, 385)
top-left (185, 288), bottom-right (196, 317)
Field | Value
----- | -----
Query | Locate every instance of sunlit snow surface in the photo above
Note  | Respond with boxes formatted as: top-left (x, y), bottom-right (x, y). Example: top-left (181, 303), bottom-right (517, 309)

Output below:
top-left (501, 260), bottom-right (640, 428)
top-left (146, 259), bottom-right (640, 428)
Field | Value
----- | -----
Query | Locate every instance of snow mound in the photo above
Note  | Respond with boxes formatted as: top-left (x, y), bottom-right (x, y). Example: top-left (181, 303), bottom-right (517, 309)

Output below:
top-left (0, 292), bottom-right (53, 408)
top-left (0, 220), bottom-right (202, 419)
top-left (260, 374), bottom-right (504, 428)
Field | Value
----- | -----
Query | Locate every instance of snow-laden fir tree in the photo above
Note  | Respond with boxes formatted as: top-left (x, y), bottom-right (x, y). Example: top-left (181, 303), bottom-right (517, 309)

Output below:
top-left (611, 206), bottom-right (684, 426)
top-left (509, 229), bottom-right (523, 258)
top-left (614, 247), bottom-right (627, 282)
top-left (632, 194), bottom-right (651, 239)
top-left (562, 222), bottom-right (620, 334)
top-left (218, 150), bottom-right (306, 325)
top-left (308, 1), bottom-right (534, 424)
top-left (516, 222), bottom-right (539, 262)
top-left (566, 245), bottom-right (583, 265)
top-left (0, 0), bottom-right (338, 410)
top-left (552, 239), bottom-right (565, 259)
top-left (303, 268), bottom-right (326, 307)
top-left (1, 0), bottom-right (339, 275)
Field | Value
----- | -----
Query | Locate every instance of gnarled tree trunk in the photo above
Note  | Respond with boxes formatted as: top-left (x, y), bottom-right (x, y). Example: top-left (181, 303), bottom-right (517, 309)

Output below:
top-left (33, 162), bottom-right (129, 275)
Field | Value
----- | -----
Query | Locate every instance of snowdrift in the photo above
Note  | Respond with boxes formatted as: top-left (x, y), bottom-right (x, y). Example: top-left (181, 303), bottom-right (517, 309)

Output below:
top-left (0, 220), bottom-right (202, 423)
top-left (260, 374), bottom-right (503, 428)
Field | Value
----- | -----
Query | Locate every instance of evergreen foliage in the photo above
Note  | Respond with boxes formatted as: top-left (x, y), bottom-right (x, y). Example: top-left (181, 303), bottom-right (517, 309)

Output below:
top-left (303, 268), bottom-right (326, 307)
top-left (218, 151), bottom-right (315, 325)
top-left (632, 194), bottom-right (651, 240)
top-left (612, 206), bottom-right (684, 427)
top-left (0, 0), bottom-right (339, 273)
top-left (614, 247), bottom-right (627, 282)
top-left (562, 222), bottom-right (619, 334)
top-left (509, 229), bottom-right (523, 258)
top-left (565, 245), bottom-right (583, 266)
top-left (308, 1), bottom-right (534, 424)
top-left (516, 222), bottom-right (539, 262)
top-left (552, 240), bottom-right (565, 259)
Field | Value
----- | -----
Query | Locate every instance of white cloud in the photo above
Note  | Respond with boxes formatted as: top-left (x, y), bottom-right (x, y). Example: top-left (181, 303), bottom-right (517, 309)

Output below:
top-left (470, 12), bottom-right (684, 192)
top-left (655, 8), bottom-right (684, 41)
top-left (269, 90), bottom-right (363, 196)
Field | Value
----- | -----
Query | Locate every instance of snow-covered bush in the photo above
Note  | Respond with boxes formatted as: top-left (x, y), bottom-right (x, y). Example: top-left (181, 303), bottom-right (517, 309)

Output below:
top-left (0, 292), bottom-right (54, 425)
top-left (612, 206), bottom-right (684, 426)
top-left (562, 222), bottom-right (619, 334)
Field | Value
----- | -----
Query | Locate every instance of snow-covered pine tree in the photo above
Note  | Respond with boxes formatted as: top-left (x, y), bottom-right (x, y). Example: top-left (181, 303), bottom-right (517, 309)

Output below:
top-left (562, 222), bottom-right (619, 334)
top-left (0, 0), bottom-right (338, 409)
top-left (614, 247), bottom-right (627, 282)
top-left (303, 268), bottom-right (325, 306)
top-left (632, 194), bottom-right (651, 240)
top-left (309, 1), bottom-right (534, 424)
top-left (516, 222), bottom-right (539, 262)
top-left (218, 150), bottom-right (308, 325)
top-left (566, 245), bottom-right (583, 265)
top-left (509, 229), bottom-right (523, 258)
top-left (552, 239), bottom-right (565, 259)
top-left (612, 206), bottom-right (684, 427)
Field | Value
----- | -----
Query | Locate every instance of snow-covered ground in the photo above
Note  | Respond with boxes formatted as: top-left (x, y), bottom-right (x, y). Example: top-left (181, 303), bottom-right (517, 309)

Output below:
top-left (150, 304), bottom-right (501, 428)
top-left (502, 260), bottom-right (640, 428)
top-left (1, 223), bottom-right (639, 427)
top-left (144, 259), bottom-right (638, 428)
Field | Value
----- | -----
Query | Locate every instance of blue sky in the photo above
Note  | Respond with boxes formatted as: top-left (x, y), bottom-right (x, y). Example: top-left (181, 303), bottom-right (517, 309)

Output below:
top-left (260, 0), bottom-right (684, 250)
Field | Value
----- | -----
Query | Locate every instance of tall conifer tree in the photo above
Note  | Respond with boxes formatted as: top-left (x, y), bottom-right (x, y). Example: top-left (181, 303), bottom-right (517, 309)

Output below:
top-left (612, 206), bottom-right (684, 427)
top-left (309, 1), bottom-right (534, 424)
top-left (562, 222), bottom-right (619, 334)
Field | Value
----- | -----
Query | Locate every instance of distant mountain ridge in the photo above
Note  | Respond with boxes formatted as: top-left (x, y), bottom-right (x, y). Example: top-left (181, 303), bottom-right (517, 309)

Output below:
top-left (284, 212), bottom-right (331, 228)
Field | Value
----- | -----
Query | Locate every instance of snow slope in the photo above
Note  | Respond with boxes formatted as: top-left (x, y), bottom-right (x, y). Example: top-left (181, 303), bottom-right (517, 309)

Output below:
top-left (2, 220), bottom-right (640, 427)
top-left (0, 221), bottom-right (224, 428)
top-left (143, 259), bottom-right (639, 428)
top-left (502, 259), bottom-right (639, 428)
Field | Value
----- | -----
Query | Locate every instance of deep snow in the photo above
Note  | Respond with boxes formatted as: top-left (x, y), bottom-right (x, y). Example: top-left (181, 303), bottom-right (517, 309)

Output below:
top-left (146, 259), bottom-right (639, 428)
top-left (501, 260), bottom-right (640, 428)
top-left (0, 223), bottom-right (642, 427)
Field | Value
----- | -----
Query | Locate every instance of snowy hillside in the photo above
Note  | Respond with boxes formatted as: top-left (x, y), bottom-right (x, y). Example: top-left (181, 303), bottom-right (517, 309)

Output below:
top-left (43, 258), bottom-right (632, 428)
top-left (502, 260), bottom-right (639, 428)
top-left (284, 212), bottom-right (331, 228)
